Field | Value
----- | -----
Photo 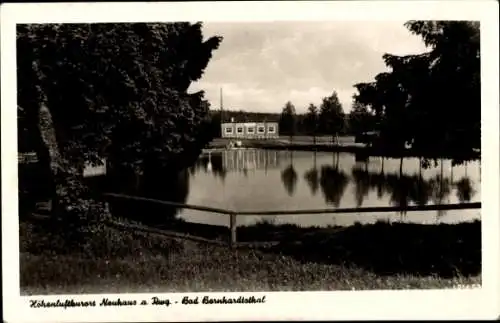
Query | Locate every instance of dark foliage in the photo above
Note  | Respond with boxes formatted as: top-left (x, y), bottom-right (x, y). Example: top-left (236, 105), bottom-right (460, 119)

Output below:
top-left (353, 21), bottom-right (480, 165)
top-left (17, 23), bottom-right (222, 233)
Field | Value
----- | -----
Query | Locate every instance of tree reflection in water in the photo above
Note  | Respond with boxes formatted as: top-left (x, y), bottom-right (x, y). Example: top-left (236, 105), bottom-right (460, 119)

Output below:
top-left (184, 151), bottom-right (476, 219)
top-left (375, 161), bottom-right (386, 199)
top-left (195, 153), bottom-right (227, 182)
top-left (210, 153), bottom-right (227, 182)
top-left (106, 166), bottom-right (190, 227)
top-left (430, 160), bottom-right (452, 217)
top-left (455, 177), bottom-right (475, 202)
top-left (304, 152), bottom-right (319, 196)
top-left (319, 159), bottom-right (349, 208)
top-left (350, 162), bottom-right (464, 218)
top-left (351, 167), bottom-right (371, 207)
top-left (281, 151), bottom-right (298, 196)
top-left (385, 173), bottom-right (413, 218)
top-left (410, 175), bottom-right (433, 207)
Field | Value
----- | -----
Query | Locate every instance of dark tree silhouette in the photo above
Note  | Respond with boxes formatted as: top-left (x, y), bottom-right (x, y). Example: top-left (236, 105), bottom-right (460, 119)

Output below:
top-left (17, 23), bottom-right (222, 226)
top-left (353, 21), bottom-right (480, 165)
top-left (319, 91), bottom-right (345, 143)
top-left (348, 101), bottom-right (376, 141)
top-left (279, 101), bottom-right (297, 142)
top-left (304, 103), bottom-right (319, 144)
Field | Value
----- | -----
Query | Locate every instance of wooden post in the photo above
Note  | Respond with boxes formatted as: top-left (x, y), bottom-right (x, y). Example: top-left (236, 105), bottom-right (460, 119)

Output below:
top-left (229, 213), bottom-right (237, 248)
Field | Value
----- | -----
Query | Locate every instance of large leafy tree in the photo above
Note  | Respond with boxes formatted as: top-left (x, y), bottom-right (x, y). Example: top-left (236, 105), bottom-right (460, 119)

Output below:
top-left (348, 101), bottom-right (375, 139)
top-left (303, 103), bottom-right (319, 144)
top-left (279, 101), bottom-right (297, 141)
top-left (319, 91), bottom-right (345, 143)
top-left (353, 21), bottom-right (480, 165)
top-left (405, 21), bottom-right (480, 159)
top-left (17, 23), bottom-right (222, 225)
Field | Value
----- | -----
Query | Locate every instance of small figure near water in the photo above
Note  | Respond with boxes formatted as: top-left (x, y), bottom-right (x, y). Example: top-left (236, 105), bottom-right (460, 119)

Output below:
top-left (226, 140), bottom-right (243, 149)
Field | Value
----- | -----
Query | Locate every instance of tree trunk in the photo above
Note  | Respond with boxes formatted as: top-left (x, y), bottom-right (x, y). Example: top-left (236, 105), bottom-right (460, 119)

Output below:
top-left (31, 60), bottom-right (79, 221)
top-left (419, 156), bottom-right (422, 179)
top-left (438, 158), bottom-right (444, 216)
top-left (35, 87), bottom-right (95, 226)
top-left (399, 156), bottom-right (403, 178)
top-left (440, 158), bottom-right (444, 179)
top-left (451, 163), bottom-right (454, 184)
top-left (37, 101), bottom-right (79, 220)
top-left (36, 92), bottom-right (64, 217)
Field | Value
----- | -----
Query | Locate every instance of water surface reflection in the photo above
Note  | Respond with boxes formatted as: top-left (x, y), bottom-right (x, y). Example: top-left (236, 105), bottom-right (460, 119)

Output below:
top-left (180, 150), bottom-right (480, 228)
top-left (107, 149), bottom-right (481, 228)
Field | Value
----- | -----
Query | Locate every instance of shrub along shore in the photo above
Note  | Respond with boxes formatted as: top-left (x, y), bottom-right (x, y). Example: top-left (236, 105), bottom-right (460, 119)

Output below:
top-left (20, 214), bottom-right (481, 294)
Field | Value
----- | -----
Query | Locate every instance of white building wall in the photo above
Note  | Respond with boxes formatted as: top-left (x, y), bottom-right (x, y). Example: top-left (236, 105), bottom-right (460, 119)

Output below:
top-left (221, 122), bottom-right (279, 139)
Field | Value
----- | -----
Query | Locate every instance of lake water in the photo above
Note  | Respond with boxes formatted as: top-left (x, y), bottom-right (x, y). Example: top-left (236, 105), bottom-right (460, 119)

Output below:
top-left (173, 149), bottom-right (481, 228)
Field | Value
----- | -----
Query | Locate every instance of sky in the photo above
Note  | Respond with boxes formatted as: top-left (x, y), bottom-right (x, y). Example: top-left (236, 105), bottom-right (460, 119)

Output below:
top-left (189, 21), bottom-right (429, 114)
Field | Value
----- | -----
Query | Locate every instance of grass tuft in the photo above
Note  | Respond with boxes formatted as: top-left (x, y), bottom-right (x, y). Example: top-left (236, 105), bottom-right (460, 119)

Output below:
top-left (19, 217), bottom-right (481, 295)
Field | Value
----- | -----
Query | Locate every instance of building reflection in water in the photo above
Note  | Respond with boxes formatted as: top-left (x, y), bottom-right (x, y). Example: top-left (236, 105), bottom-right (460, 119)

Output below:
top-left (195, 149), bottom-right (281, 175)
top-left (222, 149), bottom-right (280, 172)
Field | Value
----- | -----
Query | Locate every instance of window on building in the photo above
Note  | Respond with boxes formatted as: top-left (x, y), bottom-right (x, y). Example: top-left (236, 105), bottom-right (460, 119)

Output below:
top-left (268, 126), bottom-right (275, 133)
top-left (258, 127), bottom-right (265, 133)
top-left (225, 127), bottom-right (233, 134)
top-left (247, 127), bottom-right (254, 133)
top-left (237, 127), bottom-right (243, 133)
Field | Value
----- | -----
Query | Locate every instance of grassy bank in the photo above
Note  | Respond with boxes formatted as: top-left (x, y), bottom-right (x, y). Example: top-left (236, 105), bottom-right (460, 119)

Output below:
top-left (106, 215), bottom-right (481, 277)
top-left (20, 216), bottom-right (481, 295)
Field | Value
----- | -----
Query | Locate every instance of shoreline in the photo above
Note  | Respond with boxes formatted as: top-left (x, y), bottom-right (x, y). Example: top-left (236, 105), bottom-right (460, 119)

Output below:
top-left (207, 138), bottom-right (481, 161)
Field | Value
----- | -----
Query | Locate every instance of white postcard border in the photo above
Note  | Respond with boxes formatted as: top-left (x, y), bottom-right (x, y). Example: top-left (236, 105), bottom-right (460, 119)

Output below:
top-left (2, 1), bottom-right (499, 322)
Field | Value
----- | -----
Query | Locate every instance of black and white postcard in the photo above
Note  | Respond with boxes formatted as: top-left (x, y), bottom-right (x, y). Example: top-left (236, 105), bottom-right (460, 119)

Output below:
top-left (2, 1), bottom-right (499, 322)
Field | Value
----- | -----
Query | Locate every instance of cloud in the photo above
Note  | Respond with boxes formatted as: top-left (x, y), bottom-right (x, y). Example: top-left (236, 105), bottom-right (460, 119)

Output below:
top-left (189, 21), bottom-right (428, 114)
